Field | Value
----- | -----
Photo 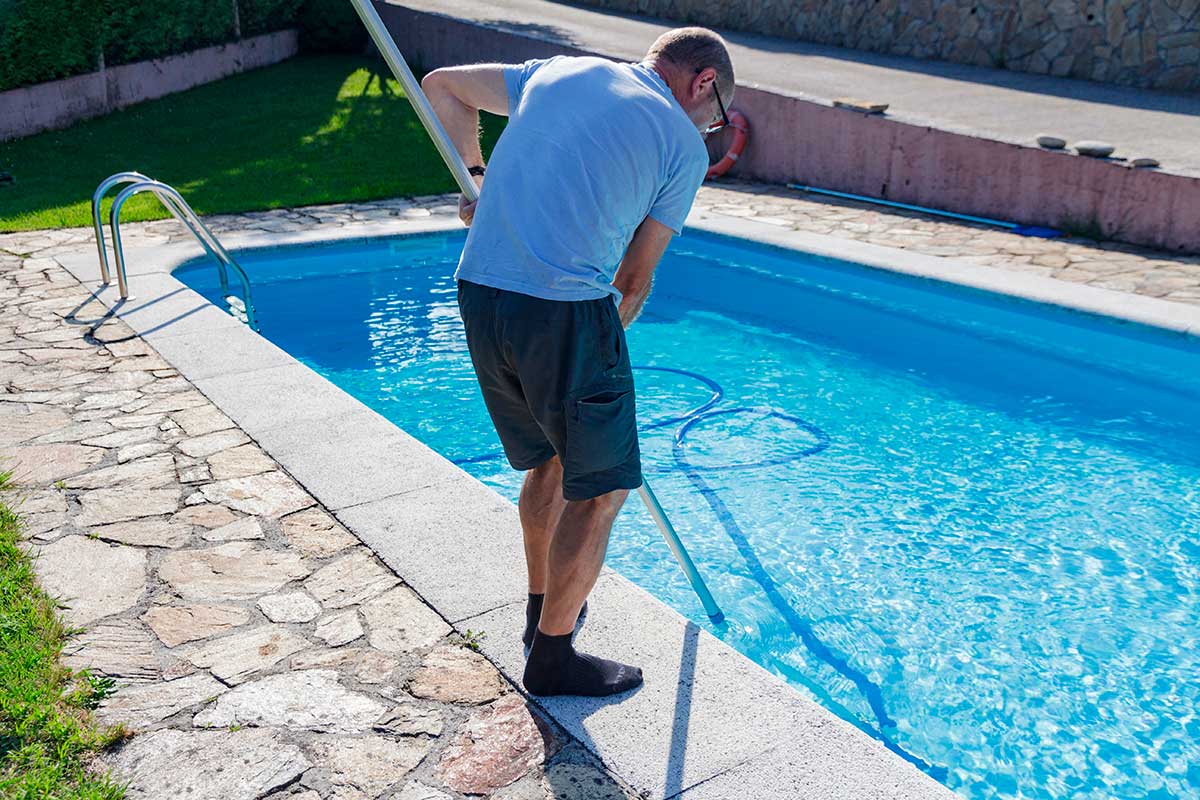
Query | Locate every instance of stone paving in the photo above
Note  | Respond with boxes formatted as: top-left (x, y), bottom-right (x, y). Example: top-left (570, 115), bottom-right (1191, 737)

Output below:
top-left (1, 180), bottom-right (1197, 800)
top-left (16, 183), bottom-right (1197, 308)
top-left (0, 216), bottom-right (637, 799)
top-left (695, 180), bottom-right (1200, 307)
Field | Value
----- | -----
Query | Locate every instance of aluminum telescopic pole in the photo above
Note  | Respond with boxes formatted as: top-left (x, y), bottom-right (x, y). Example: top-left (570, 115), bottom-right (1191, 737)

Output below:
top-left (347, 0), bottom-right (478, 202)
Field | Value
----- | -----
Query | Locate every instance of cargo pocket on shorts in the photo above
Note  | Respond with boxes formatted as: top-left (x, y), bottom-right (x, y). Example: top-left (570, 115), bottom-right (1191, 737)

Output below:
top-left (564, 382), bottom-right (638, 476)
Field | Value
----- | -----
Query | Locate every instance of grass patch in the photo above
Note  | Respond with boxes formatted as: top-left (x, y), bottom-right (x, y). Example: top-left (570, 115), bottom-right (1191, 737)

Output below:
top-left (0, 472), bottom-right (127, 799)
top-left (0, 54), bottom-right (504, 231)
top-left (452, 628), bottom-right (488, 653)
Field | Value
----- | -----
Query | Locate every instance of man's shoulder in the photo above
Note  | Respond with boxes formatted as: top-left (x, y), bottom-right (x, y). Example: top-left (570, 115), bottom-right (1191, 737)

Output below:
top-left (531, 54), bottom-right (623, 77)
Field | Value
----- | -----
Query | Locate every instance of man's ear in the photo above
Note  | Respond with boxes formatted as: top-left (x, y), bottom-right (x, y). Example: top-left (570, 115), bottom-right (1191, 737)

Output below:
top-left (693, 67), bottom-right (715, 100)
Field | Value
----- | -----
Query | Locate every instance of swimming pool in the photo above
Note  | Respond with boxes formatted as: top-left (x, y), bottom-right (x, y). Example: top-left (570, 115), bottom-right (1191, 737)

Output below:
top-left (177, 229), bottom-right (1200, 800)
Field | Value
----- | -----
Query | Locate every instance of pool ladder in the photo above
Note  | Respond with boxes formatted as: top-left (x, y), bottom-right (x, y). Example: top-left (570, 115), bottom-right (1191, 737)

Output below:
top-left (92, 171), bottom-right (258, 330)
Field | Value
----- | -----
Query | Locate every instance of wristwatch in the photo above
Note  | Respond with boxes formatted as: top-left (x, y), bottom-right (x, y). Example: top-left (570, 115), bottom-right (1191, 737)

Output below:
top-left (468, 165), bottom-right (486, 177)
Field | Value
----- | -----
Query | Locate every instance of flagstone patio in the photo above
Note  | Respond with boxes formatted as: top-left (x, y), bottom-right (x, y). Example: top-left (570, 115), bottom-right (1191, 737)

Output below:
top-left (0, 227), bottom-right (637, 799)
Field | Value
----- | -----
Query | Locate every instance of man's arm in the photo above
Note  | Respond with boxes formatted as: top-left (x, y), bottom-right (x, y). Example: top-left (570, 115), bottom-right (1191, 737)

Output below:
top-left (421, 65), bottom-right (509, 224)
top-left (612, 216), bottom-right (675, 328)
top-left (421, 65), bottom-right (509, 167)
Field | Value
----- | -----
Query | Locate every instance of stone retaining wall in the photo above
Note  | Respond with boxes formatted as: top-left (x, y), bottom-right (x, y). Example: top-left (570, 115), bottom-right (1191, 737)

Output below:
top-left (0, 29), bottom-right (299, 142)
top-left (572, 0), bottom-right (1200, 92)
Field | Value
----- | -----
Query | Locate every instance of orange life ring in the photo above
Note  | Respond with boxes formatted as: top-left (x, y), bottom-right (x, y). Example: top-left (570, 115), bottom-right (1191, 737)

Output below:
top-left (706, 110), bottom-right (749, 179)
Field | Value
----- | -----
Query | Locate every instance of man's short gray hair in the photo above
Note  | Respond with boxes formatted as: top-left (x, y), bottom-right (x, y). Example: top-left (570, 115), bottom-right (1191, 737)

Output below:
top-left (646, 27), bottom-right (735, 100)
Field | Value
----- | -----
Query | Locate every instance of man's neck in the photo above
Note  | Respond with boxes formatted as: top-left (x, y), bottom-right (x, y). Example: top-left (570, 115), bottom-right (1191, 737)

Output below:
top-left (646, 59), bottom-right (683, 104)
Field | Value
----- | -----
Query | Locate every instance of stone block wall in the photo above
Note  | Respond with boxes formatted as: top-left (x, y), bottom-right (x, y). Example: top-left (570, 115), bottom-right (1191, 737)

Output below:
top-left (571, 0), bottom-right (1199, 91)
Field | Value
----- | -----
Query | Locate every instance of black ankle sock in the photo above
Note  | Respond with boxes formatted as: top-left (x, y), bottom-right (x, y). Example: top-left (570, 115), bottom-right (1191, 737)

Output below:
top-left (523, 593), bottom-right (543, 651)
top-left (523, 593), bottom-right (587, 651)
top-left (522, 630), bottom-right (643, 697)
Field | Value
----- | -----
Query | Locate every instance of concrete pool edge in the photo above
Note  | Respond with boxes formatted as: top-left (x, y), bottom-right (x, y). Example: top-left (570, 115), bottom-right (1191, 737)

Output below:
top-left (68, 208), bottom-right (1200, 340)
top-left (56, 238), bottom-right (960, 799)
top-left (54, 207), bottom-right (1196, 799)
top-left (687, 211), bottom-right (1200, 339)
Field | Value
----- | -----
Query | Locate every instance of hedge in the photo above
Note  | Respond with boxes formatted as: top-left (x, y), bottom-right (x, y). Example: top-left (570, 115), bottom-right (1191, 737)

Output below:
top-left (101, 0), bottom-right (237, 70)
top-left (0, 0), bottom-right (101, 90)
top-left (0, 0), bottom-right (366, 92)
top-left (239, 0), bottom-right (303, 38)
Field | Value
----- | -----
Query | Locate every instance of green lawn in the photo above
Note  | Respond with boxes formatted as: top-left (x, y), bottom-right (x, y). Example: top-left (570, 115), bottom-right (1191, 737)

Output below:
top-left (0, 55), bottom-right (504, 232)
top-left (0, 472), bottom-right (126, 799)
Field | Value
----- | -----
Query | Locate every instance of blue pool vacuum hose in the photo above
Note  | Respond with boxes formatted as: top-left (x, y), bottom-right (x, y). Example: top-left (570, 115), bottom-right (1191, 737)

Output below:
top-left (789, 183), bottom-right (1063, 238)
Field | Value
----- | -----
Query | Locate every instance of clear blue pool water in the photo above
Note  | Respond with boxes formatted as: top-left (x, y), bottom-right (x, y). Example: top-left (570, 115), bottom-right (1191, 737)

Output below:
top-left (177, 230), bottom-right (1200, 800)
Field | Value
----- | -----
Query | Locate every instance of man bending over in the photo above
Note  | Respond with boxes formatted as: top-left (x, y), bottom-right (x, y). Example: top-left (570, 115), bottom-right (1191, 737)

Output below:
top-left (423, 27), bottom-right (735, 698)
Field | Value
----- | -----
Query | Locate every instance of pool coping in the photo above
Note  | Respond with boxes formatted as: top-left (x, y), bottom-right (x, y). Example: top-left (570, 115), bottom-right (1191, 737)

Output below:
top-left (54, 207), bottom-right (1198, 799)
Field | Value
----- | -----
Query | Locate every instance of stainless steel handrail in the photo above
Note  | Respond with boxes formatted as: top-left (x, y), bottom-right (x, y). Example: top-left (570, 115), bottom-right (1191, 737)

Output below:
top-left (93, 171), bottom-right (147, 284)
top-left (92, 171), bottom-right (230, 296)
top-left (108, 180), bottom-right (258, 330)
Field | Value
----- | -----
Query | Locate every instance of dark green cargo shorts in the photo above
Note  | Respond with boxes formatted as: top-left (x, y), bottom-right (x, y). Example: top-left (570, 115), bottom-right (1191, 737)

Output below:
top-left (457, 279), bottom-right (642, 501)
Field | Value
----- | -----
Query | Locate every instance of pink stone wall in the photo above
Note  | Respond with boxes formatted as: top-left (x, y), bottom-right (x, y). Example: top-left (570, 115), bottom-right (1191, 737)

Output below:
top-left (0, 30), bottom-right (299, 142)
top-left (728, 84), bottom-right (1200, 254)
top-left (374, 3), bottom-right (1200, 253)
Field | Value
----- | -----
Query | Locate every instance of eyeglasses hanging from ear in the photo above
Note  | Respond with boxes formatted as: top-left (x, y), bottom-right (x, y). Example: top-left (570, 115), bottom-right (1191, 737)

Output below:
top-left (697, 67), bottom-right (730, 136)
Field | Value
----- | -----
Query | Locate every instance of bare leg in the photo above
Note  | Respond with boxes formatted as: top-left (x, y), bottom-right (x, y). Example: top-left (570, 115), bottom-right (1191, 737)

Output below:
top-left (539, 488), bottom-right (628, 635)
top-left (518, 456), bottom-right (566, 595)
top-left (523, 487), bottom-right (642, 696)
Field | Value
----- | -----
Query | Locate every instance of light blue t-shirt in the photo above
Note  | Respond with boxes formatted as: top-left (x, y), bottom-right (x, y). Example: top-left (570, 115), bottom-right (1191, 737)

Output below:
top-left (454, 55), bottom-right (709, 303)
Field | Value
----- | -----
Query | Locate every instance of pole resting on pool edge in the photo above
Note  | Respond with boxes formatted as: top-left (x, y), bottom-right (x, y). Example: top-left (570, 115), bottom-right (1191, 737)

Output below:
top-left (346, 0), bottom-right (726, 623)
